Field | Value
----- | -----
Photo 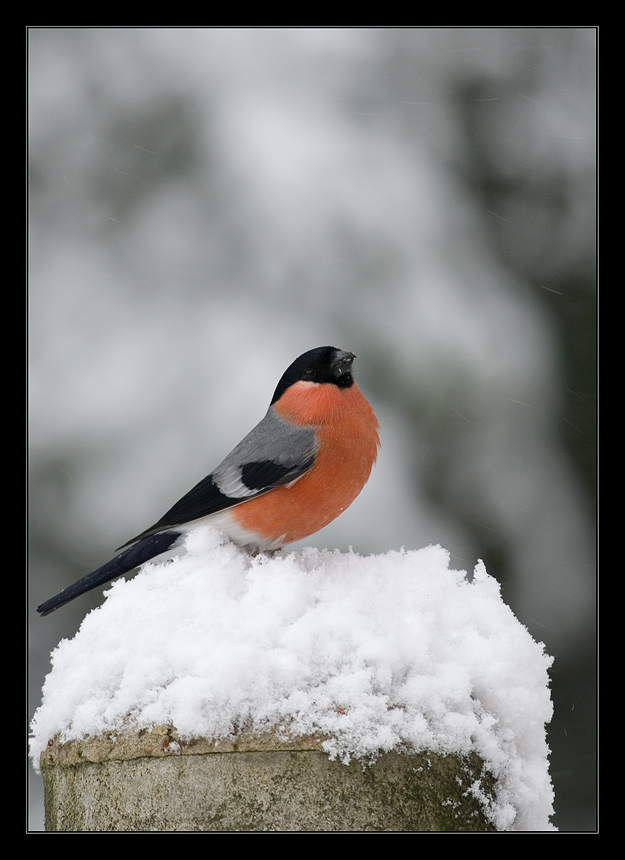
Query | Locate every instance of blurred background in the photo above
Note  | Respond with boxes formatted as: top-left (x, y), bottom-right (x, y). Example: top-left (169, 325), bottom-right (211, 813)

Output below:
top-left (28, 28), bottom-right (596, 831)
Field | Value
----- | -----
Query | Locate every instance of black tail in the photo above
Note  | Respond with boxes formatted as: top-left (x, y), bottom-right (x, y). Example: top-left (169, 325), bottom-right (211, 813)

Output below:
top-left (37, 531), bottom-right (182, 616)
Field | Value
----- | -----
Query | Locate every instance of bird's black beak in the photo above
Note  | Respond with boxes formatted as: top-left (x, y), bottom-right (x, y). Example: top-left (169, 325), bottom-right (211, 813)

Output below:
top-left (331, 350), bottom-right (356, 380)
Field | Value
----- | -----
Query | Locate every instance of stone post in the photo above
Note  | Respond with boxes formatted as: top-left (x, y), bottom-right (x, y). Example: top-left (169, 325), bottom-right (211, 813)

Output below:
top-left (40, 727), bottom-right (495, 831)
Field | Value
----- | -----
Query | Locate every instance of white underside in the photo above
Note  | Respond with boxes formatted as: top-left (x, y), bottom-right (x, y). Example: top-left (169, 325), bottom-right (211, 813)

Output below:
top-left (181, 509), bottom-right (287, 552)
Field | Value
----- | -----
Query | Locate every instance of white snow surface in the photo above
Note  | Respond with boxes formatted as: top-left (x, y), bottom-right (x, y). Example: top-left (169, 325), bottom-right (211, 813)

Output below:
top-left (30, 526), bottom-right (555, 831)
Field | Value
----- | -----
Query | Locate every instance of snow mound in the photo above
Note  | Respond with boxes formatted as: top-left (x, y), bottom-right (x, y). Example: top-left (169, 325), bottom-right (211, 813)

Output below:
top-left (30, 526), bottom-right (555, 830)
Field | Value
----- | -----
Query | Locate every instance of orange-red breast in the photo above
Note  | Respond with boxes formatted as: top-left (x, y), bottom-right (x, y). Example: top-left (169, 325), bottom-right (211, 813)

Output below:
top-left (37, 347), bottom-right (380, 615)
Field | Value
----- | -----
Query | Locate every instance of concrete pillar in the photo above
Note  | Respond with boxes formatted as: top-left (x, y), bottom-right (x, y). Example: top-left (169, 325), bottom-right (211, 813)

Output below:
top-left (40, 727), bottom-right (496, 831)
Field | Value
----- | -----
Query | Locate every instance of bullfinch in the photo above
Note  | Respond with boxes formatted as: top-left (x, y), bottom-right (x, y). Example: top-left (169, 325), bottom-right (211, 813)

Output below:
top-left (37, 346), bottom-right (380, 616)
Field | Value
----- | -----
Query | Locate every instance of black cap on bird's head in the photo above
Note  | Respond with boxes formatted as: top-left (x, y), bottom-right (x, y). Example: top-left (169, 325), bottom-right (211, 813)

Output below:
top-left (271, 347), bottom-right (356, 405)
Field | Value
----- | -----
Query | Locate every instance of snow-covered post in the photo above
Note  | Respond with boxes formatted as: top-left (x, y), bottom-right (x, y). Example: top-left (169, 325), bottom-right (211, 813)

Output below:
top-left (31, 529), bottom-right (556, 831)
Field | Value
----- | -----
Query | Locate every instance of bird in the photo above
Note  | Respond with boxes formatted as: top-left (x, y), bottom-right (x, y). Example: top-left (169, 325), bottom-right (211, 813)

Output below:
top-left (37, 346), bottom-right (380, 616)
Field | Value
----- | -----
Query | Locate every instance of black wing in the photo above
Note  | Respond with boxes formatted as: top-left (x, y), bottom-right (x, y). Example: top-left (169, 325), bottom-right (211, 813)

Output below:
top-left (120, 409), bottom-right (318, 547)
